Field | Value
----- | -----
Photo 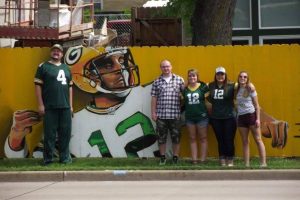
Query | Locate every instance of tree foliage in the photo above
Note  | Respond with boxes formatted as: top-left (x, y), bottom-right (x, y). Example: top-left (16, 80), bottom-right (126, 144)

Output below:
top-left (166, 0), bottom-right (237, 46)
top-left (166, 0), bottom-right (196, 22)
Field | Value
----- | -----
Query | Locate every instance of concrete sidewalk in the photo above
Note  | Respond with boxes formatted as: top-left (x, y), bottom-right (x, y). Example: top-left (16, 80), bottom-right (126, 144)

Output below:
top-left (1, 170), bottom-right (300, 182)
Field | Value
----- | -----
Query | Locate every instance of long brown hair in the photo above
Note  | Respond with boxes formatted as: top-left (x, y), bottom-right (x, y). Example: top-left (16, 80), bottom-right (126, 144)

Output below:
top-left (213, 71), bottom-right (228, 91)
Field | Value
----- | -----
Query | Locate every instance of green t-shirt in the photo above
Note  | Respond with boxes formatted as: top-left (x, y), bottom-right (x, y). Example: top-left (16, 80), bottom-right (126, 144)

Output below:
top-left (183, 82), bottom-right (209, 121)
top-left (208, 81), bottom-right (236, 119)
top-left (34, 61), bottom-right (72, 109)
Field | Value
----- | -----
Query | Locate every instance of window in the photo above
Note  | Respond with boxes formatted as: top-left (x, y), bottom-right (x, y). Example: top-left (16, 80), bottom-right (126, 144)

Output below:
top-left (94, 0), bottom-right (102, 14)
top-left (259, 35), bottom-right (300, 44)
top-left (233, 0), bottom-right (252, 30)
top-left (232, 36), bottom-right (252, 45)
top-left (259, 0), bottom-right (300, 28)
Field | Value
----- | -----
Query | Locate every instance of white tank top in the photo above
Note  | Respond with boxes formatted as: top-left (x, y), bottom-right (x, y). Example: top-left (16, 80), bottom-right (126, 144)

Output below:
top-left (236, 87), bottom-right (257, 116)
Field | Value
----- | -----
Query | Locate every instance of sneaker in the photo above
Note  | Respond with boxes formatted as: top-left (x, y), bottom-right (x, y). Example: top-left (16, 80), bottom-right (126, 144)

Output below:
top-left (259, 163), bottom-right (268, 168)
top-left (199, 160), bottom-right (207, 164)
top-left (159, 156), bottom-right (167, 165)
top-left (60, 160), bottom-right (72, 165)
top-left (220, 159), bottom-right (226, 167)
top-left (172, 156), bottom-right (178, 164)
top-left (192, 160), bottom-right (198, 164)
top-left (227, 160), bottom-right (234, 167)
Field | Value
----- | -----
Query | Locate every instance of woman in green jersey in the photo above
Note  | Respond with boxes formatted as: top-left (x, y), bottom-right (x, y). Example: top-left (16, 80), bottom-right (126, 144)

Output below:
top-left (208, 67), bottom-right (237, 167)
top-left (183, 69), bottom-right (209, 164)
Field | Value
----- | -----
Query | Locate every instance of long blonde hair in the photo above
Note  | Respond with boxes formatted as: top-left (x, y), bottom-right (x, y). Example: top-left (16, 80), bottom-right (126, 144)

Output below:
top-left (237, 71), bottom-right (252, 97)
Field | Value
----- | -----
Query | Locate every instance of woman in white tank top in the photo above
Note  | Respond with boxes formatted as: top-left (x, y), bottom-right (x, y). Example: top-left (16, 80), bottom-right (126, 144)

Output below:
top-left (236, 71), bottom-right (267, 168)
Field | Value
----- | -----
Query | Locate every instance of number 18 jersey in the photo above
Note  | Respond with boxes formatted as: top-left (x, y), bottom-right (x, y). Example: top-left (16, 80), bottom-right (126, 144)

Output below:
top-left (183, 82), bottom-right (209, 121)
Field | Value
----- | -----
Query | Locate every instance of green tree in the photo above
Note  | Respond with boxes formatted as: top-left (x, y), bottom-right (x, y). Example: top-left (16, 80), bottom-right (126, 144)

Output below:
top-left (167, 0), bottom-right (237, 45)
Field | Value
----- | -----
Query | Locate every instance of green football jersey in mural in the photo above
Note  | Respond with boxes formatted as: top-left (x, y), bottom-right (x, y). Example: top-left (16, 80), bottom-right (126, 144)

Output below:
top-left (34, 62), bottom-right (72, 109)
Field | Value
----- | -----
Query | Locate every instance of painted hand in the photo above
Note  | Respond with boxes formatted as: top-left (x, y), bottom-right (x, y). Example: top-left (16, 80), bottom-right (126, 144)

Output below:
top-left (8, 110), bottom-right (42, 151)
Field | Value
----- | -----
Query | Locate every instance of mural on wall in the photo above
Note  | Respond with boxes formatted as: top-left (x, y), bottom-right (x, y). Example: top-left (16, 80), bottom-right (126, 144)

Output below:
top-left (260, 111), bottom-right (288, 149)
top-left (67, 46), bottom-right (158, 157)
top-left (1, 45), bottom-right (299, 159)
top-left (4, 46), bottom-right (159, 158)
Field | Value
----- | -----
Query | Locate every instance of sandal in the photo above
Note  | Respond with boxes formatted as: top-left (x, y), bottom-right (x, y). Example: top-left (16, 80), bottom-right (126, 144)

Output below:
top-left (192, 160), bottom-right (198, 164)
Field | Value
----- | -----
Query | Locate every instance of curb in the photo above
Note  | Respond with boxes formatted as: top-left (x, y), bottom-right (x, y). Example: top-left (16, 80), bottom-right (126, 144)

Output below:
top-left (1, 170), bottom-right (300, 182)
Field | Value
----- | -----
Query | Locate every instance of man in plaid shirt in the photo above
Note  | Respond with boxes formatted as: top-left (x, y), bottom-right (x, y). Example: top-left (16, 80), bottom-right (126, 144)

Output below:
top-left (151, 60), bottom-right (184, 165)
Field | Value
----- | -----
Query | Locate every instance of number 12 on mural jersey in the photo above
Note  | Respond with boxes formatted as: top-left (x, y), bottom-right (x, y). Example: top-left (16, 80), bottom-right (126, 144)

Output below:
top-left (88, 112), bottom-right (157, 157)
top-left (213, 89), bottom-right (224, 99)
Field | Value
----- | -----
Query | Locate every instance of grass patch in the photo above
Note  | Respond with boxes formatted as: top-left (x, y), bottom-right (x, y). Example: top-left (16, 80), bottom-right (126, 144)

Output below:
top-left (0, 157), bottom-right (299, 171)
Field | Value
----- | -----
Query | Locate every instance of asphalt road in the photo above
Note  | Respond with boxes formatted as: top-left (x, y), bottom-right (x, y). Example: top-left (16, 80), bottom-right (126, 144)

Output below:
top-left (1, 180), bottom-right (300, 200)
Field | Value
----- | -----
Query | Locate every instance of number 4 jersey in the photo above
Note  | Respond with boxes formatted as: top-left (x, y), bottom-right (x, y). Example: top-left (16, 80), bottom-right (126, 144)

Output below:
top-left (34, 62), bottom-right (73, 109)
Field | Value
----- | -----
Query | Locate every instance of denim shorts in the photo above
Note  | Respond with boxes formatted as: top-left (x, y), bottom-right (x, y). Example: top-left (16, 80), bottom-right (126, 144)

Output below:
top-left (186, 118), bottom-right (209, 128)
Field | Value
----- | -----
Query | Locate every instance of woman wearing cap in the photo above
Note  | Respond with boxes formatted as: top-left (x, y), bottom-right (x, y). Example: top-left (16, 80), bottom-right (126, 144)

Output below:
top-left (208, 66), bottom-right (236, 167)
top-left (236, 71), bottom-right (267, 167)
top-left (183, 69), bottom-right (210, 164)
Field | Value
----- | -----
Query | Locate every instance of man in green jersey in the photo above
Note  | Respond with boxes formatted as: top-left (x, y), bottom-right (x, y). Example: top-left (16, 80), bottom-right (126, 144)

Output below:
top-left (34, 44), bottom-right (73, 165)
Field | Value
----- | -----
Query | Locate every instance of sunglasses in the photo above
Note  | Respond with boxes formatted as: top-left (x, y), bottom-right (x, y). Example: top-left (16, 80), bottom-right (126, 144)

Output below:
top-left (239, 75), bottom-right (248, 78)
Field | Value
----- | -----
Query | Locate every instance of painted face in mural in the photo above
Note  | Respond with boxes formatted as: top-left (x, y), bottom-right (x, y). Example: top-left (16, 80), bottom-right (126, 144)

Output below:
top-left (90, 53), bottom-right (136, 90)
top-left (83, 48), bottom-right (140, 95)
top-left (64, 47), bottom-right (141, 114)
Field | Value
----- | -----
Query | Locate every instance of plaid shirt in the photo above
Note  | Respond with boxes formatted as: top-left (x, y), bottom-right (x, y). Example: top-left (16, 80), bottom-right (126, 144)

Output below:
top-left (151, 74), bottom-right (184, 119)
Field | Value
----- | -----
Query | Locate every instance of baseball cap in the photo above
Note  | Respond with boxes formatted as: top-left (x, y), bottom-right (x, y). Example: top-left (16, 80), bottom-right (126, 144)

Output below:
top-left (51, 44), bottom-right (63, 52)
top-left (215, 66), bottom-right (226, 74)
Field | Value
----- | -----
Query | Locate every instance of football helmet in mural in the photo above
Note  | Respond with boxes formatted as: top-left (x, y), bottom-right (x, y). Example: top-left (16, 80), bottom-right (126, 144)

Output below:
top-left (67, 47), bottom-right (140, 95)
top-left (83, 47), bottom-right (140, 95)
top-left (65, 46), bottom-right (141, 114)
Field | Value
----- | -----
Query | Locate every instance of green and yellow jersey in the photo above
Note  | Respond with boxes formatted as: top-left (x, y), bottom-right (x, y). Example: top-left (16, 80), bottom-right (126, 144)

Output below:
top-left (34, 62), bottom-right (73, 109)
top-left (183, 81), bottom-right (209, 121)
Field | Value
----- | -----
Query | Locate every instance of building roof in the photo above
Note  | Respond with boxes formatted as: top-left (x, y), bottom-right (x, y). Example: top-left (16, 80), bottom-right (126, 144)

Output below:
top-left (102, 0), bottom-right (148, 12)
top-left (143, 0), bottom-right (169, 7)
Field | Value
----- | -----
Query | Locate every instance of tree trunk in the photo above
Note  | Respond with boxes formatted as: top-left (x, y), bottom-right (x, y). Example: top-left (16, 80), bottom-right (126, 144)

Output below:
top-left (191, 0), bottom-right (237, 45)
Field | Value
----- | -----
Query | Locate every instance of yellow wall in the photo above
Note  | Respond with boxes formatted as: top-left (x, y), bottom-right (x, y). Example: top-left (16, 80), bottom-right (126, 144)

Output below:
top-left (132, 45), bottom-right (300, 157)
top-left (0, 45), bottom-right (299, 158)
